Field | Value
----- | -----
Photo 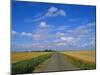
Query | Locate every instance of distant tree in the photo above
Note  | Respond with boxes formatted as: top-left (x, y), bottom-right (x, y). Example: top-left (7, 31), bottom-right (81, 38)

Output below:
top-left (44, 49), bottom-right (48, 52)
top-left (44, 49), bottom-right (54, 52)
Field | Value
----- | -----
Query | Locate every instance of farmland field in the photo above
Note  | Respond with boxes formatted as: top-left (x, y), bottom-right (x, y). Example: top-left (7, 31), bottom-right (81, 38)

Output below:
top-left (61, 50), bottom-right (96, 63)
top-left (12, 52), bottom-right (52, 63)
top-left (61, 50), bottom-right (96, 69)
top-left (12, 50), bottom-right (96, 74)
top-left (12, 52), bottom-right (53, 74)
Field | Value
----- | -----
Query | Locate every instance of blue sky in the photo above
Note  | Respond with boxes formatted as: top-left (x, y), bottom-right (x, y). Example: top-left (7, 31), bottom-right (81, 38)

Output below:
top-left (12, 1), bottom-right (96, 51)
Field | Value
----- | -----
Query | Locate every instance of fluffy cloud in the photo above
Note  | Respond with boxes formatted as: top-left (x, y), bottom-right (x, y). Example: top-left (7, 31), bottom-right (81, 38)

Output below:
top-left (12, 30), bottom-right (33, 37)
top-left (12, 30), bottom-right (18, 35)
top-left (12, 21), bottom-right (96, 51)
top-left (54, 22), bottom-right (95, 47)
top-left (20, 32), bottom-right (33, 36)
top-left (39, 21), bottom-right (50, 28)
top-left (60, 37), bottom-right (67, 41)
top-left (67, 22), bottom-right (95, 37)
top-left (56, 32), bottom-right (65, 36)
top-left (53, 36), bottom-right (76, 46)
top-left (33, 21), bottom-right (50, 41)
top-left (45, 7), bottom-right (66, 17)
top-left (48, 7), bottom-right (58, 14)
top-left (58, 9), bottom-right (66, 16)
top-left (32, 6), bottom-right (66, 22)
top-left (12, 22), bottom-right (50, 41)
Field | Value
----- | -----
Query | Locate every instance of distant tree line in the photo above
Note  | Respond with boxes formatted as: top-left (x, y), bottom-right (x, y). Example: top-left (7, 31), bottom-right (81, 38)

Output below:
top-left (44, 49), bottom-right (54, 52)
top-left (23, 49), bottom-right (55, 52)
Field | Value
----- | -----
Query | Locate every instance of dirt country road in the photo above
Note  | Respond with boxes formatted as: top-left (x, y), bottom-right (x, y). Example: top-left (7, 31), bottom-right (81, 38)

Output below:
top-left (34, 53), bottom-right (80, 72)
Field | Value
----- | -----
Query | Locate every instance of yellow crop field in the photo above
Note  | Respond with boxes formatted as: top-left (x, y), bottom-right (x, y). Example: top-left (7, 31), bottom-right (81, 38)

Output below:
top-left (12, 52), bottom-right (51, 63)
top-left (62, 50), bottom-right (96, 63)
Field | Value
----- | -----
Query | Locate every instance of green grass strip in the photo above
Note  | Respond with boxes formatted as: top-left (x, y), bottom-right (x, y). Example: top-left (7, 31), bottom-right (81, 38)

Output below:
top-left (12, 54), bottom-right (52, 74)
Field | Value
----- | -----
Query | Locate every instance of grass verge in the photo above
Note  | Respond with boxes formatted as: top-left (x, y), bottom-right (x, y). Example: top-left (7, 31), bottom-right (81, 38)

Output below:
top-left (12, 54), bottom-right (52, 75)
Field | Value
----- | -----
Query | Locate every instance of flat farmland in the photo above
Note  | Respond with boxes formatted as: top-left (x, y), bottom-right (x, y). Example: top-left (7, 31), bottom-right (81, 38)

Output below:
top-left (12, 52), bottom-right (52, 63)
top-left (61, 50), bottom-right (96, 63)
top-left (12, 51), bottom-right (96, 74)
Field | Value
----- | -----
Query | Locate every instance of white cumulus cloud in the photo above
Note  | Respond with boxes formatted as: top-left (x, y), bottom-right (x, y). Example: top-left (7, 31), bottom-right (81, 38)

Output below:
top-left (39, 21), bottom-right (49, 28)
top-left (31, 6), bottom-right (67, 22)
top-left (12, 30), bottom-right (33, 37)
top-left (46, 7), bottom-right (66, 17)
top-left (20, 32), bottom-right (33, 36)
top-left (12, 30), bottom-right (18, 35)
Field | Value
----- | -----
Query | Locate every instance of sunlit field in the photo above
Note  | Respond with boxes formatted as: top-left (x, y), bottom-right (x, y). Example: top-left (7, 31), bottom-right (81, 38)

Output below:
top-left (62, 50), bottom-right (95, 63)
top-left (12, 52), bottom-right (53, 74)
top-left (61, 50), bottom-right (96, 70)
top-left (12, 52), bottom-right (52, 63)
